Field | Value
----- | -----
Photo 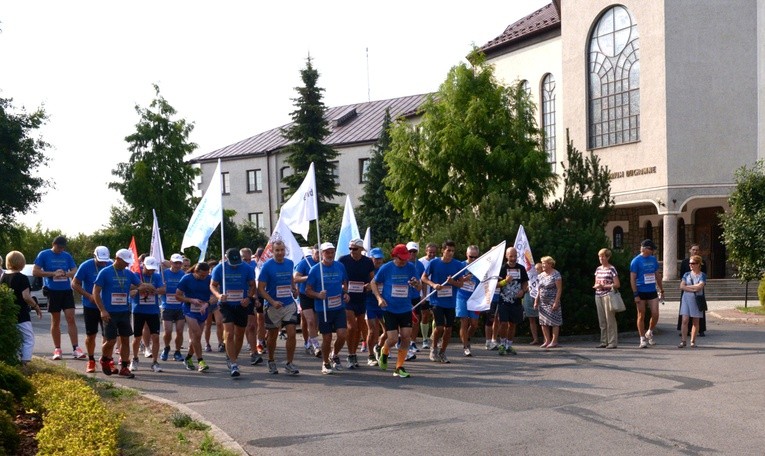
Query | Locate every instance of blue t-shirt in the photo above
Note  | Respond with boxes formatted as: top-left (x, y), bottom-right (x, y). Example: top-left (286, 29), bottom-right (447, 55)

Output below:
top-left (259, 258), bottom-right (295, 307)
top-left (295, 256), bottom-right (317, 295)
top-left (307, 261), bottom-right (348, 313)
top-left (162, 268), bottom-right (186, 310)
top-left (177, 273), bottom-right (212, 316)
top-left (94, 266), bottom-right (140, 313)
top-left (132, 271), bottom-right (163, 314)
top-left (630, 254), bottom-right (660, 293)
top-left (456, 260), bottom-right (480, 302)
top-left (374, 261), bottom-right (417, 314)
top-left (34, 249), bottom-right (77, 291)
top-left (211, 262), bottom-right (256, 307)
top-left (424, 258), bottom-right (464, 308)
top-left (338, 254), bottom-right (375, 305)
top-left (74, 258), bottom-right (112, 309)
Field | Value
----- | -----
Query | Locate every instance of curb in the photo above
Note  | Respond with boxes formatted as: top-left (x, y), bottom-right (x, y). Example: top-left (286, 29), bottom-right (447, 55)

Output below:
top-left (708, 310), bottom-right (765, 324)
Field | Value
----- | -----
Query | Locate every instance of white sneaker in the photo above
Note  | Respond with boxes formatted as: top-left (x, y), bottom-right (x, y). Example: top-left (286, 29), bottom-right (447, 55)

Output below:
top-left (422, 339), bottom-right (430, 350)
top-left (321, 363), bottom-right (333, 374)
top-left (645, 330), bottom-right (656, 346)
top-left (639, 338), bottom-right (648, 349)
top-left (151, 362), bottom-right (163, 373)
top-left (129, 359), bottom-right (139, 372)
top-left (464, 347), bottom-right (472, 357)
top-left (144, 348), bottom-right (153, 358)
top-left (73, 346), bottom-right (86, 359)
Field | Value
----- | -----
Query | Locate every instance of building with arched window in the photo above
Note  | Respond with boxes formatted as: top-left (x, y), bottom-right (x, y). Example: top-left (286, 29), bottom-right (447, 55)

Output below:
top-left (481, 0), bottom-right (765, 279)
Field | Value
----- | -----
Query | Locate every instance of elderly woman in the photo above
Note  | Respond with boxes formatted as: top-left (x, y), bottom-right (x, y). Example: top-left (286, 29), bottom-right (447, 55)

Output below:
top-left (678, 255), bottom-right (706, 348)
top-left (2, 251), bottom-right (43, 365)
top-left (593, 248), bottom-right (620, 349)
top-left (534, 256), bottom-right (563, 349)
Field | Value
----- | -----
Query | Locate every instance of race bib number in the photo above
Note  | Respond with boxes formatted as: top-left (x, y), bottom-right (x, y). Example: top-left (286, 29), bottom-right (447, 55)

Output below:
top-left (111, 293), bottom-right (128, 306)
top-left (437, 287), bottom-right (453, 298)
top-left (391, 284), bottom-right (409, 298)
top-left (276, 285), bottom-right (292, 298)
top-left (643, 273), bottom-right (656, 284)
top-left (509, 269), bottom-right (521, 280)
top-left (139, 294), bottom-right (155, 305)
top-left (166, 294), bottom-right (180, 304)
top-left (348, 281), bottom-right (365, 294)
top-left (228, 290), bottom-right (244, 301)
top-left (327, 295), bottom-right (342, 309)
top-left (53, 276), bottom-right (69, 282)
top-left (461, 281), bottom-right (475, 292)
top-left (190, 301), bottom-right (204, 313)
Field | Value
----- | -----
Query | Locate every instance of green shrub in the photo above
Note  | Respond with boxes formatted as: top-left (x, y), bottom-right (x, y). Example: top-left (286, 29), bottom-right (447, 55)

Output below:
top-left (0, 409), bottom-right (20, 456)
top-left (758, 279), bottom-right (765, 306)
top-left (32, 373), bottom-right (121, 456)
top-left (0, 389), bottom-right (14, 416)
top-left (0, 362), bottom-right (33, 401)
top-left (0, 286), bottom-right (21, 365)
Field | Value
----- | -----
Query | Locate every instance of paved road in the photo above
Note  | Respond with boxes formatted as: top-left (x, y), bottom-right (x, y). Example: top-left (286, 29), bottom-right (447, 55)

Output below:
top-left (30, 301), bottom-right (765, 455)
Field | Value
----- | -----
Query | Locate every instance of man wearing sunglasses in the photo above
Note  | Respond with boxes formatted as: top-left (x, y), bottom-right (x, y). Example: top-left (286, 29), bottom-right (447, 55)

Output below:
top-left (630, 239), bottom-right (665, 348)
top-left (338, 238), bottom-right (375, 369)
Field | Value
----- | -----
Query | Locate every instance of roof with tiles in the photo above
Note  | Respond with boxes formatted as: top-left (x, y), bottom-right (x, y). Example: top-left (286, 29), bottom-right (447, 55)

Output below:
top-left (193, 93), bottom-right (429, 163)
top-left (480, 2), bottom-right (560, 56)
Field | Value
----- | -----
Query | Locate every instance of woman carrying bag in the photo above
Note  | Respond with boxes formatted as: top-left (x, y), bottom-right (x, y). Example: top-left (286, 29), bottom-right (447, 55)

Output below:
top-left (593, 248), bottom-right (621, 349)
top-left (678, 255), bottom-right (706, 348)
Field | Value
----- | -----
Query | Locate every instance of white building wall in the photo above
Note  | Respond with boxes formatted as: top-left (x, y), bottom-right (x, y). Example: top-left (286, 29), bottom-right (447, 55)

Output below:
top-left (759, 0), bottom-right (765, 161)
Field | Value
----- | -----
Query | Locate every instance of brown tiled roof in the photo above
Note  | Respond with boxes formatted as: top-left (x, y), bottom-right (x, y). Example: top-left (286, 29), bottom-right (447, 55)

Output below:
top-left (193, 93), bottom-right (429, 163)
top-left (480, 2), bottom-right (560, 56)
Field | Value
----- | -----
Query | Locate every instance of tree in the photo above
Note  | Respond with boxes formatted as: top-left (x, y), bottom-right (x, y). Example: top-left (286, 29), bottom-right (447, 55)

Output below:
top-left (385, 53), bottom-right (556, 238)
top-left (281, 57), bottom-right (340, 217)
top-left (357, 109), bottom-right (402, 244)
top-left (109, 84), bottom-right (199, 254)
top-left (721, 160), bottom-right (765, 290)
top-left (0, 97), bottom-right (50, 235)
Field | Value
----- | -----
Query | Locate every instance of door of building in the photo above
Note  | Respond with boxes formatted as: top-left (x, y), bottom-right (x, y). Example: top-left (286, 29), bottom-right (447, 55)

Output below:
top-left (694, 207), bottom-right (726, 278)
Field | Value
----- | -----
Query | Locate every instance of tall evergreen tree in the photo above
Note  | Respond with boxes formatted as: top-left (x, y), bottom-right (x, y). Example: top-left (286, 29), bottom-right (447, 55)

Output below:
top-left (109, 84), bottom-right (199, 253)
top-left (281, 57), bottom-right (339, 216)
top-left (357, 109), bottom-right (402, 244)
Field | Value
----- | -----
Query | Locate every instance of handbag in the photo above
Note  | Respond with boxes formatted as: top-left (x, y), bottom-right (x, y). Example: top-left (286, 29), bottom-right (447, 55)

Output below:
top-left (695, 293), bottom-right (708, 312)
top-left (609, 290), bottom-right (626, 312)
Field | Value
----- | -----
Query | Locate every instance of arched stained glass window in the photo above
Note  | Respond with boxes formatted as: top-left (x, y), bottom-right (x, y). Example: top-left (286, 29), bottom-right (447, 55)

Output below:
top-left (541, 73), bottom-right (556, 169)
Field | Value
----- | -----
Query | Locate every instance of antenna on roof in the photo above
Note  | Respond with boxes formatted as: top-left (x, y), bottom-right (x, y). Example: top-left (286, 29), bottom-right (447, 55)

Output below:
top-left (366, 47), bottom-right (371, 102)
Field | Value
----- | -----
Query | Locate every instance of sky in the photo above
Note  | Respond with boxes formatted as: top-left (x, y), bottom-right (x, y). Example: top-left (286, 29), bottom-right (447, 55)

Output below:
top-left (1, 0), bottom-right (549, 236)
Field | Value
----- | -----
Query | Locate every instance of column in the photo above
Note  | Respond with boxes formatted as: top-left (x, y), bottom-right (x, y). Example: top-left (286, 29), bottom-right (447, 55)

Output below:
top-left (662, 213), bottom-right (678, 280)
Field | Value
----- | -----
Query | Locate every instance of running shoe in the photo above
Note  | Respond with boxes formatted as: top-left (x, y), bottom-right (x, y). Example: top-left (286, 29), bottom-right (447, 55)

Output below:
top-left (367, 356), bottom-right (378, 366)
top-left (109, 358), bottom-right (119, 374)
top-left (379, 353), bottom-right (389, 370)
top-left (284, 362), bottom-right (300, 375)
top-left (256, 342), bottom-right (265, 354)
top-left (173, 351), bottom-right (184, 362)
top-left (129, 358), bottom-right (139, 372)
top-left (218, 343), bottom-right (226, 352)
top-left (439, 352), bottom-right (450, 364)
top-left (331, 356), bottom-right (343, 371)
top-left (410, 341), bottom-right (419, 352)
top-left (100, 357), bottom-right (113, 376)
top-left (52, 348), bottom-right (63, 360)
top-left (394, 367), bottom-right (411, 378)
top-left (346, 355), bottom-right (356, 370)
top-left (429, 348), bottom-right (439, 362)
top-left (485, 340), bottom-right (491, 350)
top-left (360, 341), bottom-right (367, 352)
top-left (373, 345), bottom-right (381, 362)
top-left (322, 363), bottom-right (333, 374)
top-left (639, 338), bottom-right (648, 349)
top-left (645, 330), bottom-right (656, 346)
top-left (86, 359), bottom-right (97, 373)
top-left (73, 346), bottom-right (86, 359)
top-left (489, 341), bottom-right (499, 351)
top-left (118, 366), bottom-right (135, 378)
top-left (507, 345), bottom-right (517, 355)
top-left (144, 347), bottom-right (153, 358)
top-left (230, 364), bottom-right (240, 377)
top-left (464, 347), bottom-right (472, 357)
top-left (205, 344), bottom-right (212, 353)
top-left (250, 353), bottom-right (263, 365)
top-left (268, 360), bottom-right (279, 374)
top-left (160, 346), bottom-right (170, 361)
top-left (313, 347), bottom-right (322, 358)
top-left (184, 358), bottom-right (195, 371)
top-left (197, 360), bottom-right (209, 372)
top-left (305, 343), bottom-right (313, 355)
top-left (406, 350), bottom-right (417, 361)
top-left (151, 362), bottom-right (163, 373)
top-left (422, 339), bottom-right (430, 350)
top-left (498, 345), bottom-right (506, 356)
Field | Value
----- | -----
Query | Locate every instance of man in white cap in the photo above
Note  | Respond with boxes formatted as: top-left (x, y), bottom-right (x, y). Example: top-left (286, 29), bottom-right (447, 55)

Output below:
top-left (160, 254), bottom-right (187, 362)
top-left (338, 238), bottom-right (375, 369)
top-left (72, 246), bottom-right (113, 373)
top-left (306, 242), bottom-right (350, 374)
top-left (130, 256), bottom-right (165, 372)
top-left (93, 249), bottom-right (141, 378)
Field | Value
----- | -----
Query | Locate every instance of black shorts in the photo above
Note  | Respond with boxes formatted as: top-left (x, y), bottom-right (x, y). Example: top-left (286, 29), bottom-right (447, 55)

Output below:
top-left (299, 294), bottom-right (315, 312)
top-left (346, 300), bottom-right (366, 316)
top-left (47, 289), bottom-right (75, 312)
top-left (638, 291), bottom-right (659, 301)
top-left (104, 312), bottom-right (132, 339)
top-left (161, 308), bottom-right (185, 322)
top-left (317, 309), bottom-right (347, 334)
top-left (83, 306), bottom-right (102, 336)
top-left (432, 306), bottom-right (456, 327)
top-left (383, 311), bottom-right (413, 332)
top-left (498, 300), bottom-right (524, 324)
top-left (133, 313), bottom-right (160, 336)
top-left (220, 304), bottom-right (249, 328)
top-left (254, 298), bottom-right (264, 314)
top-left (417, 300), bottom-right (432, 311)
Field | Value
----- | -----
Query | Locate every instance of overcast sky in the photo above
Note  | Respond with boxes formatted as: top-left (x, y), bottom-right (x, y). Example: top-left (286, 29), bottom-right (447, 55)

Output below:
top-left (1, 0), bottom-right (548, 236)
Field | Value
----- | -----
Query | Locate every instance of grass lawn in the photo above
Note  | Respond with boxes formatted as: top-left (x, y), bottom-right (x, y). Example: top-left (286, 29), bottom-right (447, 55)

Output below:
top-left (735, 305), bottom-right (765, 315)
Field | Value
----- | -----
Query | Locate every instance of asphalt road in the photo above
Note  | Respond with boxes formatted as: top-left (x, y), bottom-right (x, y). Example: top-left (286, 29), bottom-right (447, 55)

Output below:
top-left (29, 301), bottom-right (765, 455)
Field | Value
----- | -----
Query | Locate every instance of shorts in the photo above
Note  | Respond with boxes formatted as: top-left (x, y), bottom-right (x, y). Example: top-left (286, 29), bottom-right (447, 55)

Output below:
top-left (103, 312), bottom-right (132, 339)
top-left (133, 313), bottom-right (160, 336)
top-left (299, 294), bottom-right (314, 312)
top-left (432, 306), bottom-right (456, 327)
top-left (47, 289), bottom-right (75, 312)
top-left (498, 300), bottom-right (524, 324)
top-left (265, 303), bottom-right (299, 329)
top-left (383, 310), bottom-right (412, 332)
top-left (366, 307), bottom-right (384, 321)
top-left (183, 305), bottom-right (208, 324)
top-left (317, 309), bottom-right (347, 334)
top-left (455, 298), bottom-right (480, 319)
top-left (162, 308), bottom-right (185, 322)
top-left (220, 304), bottom-right (249, 327)
top-left (638, 291), bottom-right (659, 301)
top-left (83, 306), bottom-right (102, 336)
top-left (346, 300), bottom-right (366, 317)
top-left (417, 299), bottom-right (432, 311)
top-left (522, 294), bottom-right (538, 318)
top-left (254, 298), bottom-right (264, 314)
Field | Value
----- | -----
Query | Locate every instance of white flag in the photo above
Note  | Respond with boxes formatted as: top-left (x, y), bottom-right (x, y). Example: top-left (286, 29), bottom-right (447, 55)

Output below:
top-left (335, 195), bottom-right (360, 260)
top-left (362, 227), bottom-right (371, 256)
top-left (514, 225), bottom-right (539, 299)
top-left (259, 215), bottom-right (305, 268)
top-left (181, 161), bottom-right (223, 260)
top-left (279, 162), bottom-right (318, 240)
top-left (466, 241), bottom-right (506, 312)
top-left (150, 209), bottom-right (165, 263)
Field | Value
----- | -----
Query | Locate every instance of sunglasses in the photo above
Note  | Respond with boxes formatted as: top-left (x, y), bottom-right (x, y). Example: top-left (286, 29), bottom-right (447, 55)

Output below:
top-left (689, 262), bottom-right (698, 265)
top-left (468, 256), bottom-right (478, 259)
top-left (349, 248), bottom-right (359, 251)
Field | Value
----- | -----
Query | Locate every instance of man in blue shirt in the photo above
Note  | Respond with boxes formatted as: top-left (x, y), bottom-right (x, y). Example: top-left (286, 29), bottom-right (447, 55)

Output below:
top-left (338, 238), bottom-right (375, 369)
top-left (630, 239), bottom-right (665, 348)
top-left (72, 246), bottom-right (112, 373)
top-left (160, 254), bottom-right (187, 362)
top-left (294, 245), bottom-right (320, 357)
top-left (130, 256), bottom-right (165, 373)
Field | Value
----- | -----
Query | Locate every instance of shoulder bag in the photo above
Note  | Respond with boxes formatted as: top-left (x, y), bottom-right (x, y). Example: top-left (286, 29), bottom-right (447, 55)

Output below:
top-left (610, 290), bottom-right (626, 312)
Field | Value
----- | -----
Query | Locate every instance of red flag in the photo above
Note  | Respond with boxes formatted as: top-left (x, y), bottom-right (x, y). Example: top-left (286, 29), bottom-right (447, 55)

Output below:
top-left (128, 236), bottom-right (141, 273)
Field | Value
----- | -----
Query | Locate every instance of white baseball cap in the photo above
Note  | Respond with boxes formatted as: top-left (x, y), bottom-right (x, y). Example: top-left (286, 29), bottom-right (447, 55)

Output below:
top-left (320, 242), bottom-right (336, 251)
top-left (406, 242), bottom-right (420, 251)
top-left (94, 246), bottom-right (110, 262)
top-left (116, 249), bottom-right (134, 265)
top-left (143, 256), bottom-right (161, 270)
top-left (349, 238), bottom-right (365, 250)
top-left (170, 253), bottom-right (184, 263)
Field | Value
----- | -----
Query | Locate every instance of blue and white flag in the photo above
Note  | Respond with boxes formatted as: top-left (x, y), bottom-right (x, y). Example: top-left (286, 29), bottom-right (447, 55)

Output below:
top-left (514, 225), bottom-right (539, 299)
top-left (467, 241), bottom-right (506, 312)
top-left (335, 195), bottom-right (360, 260)
top-left (181, 160), bottom-right (223, 261)
top-left (362, 227), bottom-right (371, 256)
top-left (279, 162), bottom-right (318, 241)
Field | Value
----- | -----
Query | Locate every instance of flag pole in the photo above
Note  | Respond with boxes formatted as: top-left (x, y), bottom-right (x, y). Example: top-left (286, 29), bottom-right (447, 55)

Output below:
top-left (314, 197), bottom-right (327, 323)
top-left (217, 159), bottom-right (226, 292)
top-left (412, 241), bottom-right (505, 311)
